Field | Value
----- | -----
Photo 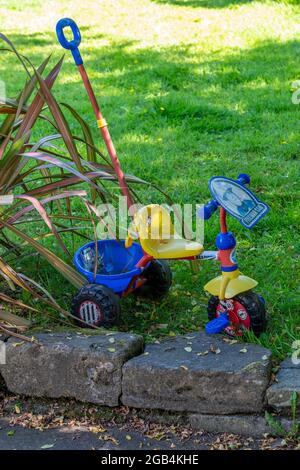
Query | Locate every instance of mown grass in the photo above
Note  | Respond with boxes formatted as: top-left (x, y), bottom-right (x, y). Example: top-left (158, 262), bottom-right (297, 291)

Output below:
top-left (0, 0), bottom-right (299, 359)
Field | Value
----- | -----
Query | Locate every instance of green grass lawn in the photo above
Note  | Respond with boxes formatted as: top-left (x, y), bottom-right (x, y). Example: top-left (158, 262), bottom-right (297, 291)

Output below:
top-left (0, 0), bottom-right (299, 359)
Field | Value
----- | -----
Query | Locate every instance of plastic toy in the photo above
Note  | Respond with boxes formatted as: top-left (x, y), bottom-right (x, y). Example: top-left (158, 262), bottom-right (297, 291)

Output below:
top-left (56, 18), bottom-right (270, 337)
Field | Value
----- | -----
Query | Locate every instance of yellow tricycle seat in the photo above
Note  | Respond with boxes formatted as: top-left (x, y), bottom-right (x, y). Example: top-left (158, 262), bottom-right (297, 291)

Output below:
top-left (127, 204), bottom-right (203, 259)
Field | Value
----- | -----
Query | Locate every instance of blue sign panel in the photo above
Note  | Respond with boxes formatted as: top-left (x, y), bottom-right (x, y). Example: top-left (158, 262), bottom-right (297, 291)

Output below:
top-left (209, 176), bottom-right (270, 229)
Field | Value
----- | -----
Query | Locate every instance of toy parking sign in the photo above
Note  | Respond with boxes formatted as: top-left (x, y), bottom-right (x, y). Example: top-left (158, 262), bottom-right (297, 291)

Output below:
top-left (209, 176), bottom-right (270, 229)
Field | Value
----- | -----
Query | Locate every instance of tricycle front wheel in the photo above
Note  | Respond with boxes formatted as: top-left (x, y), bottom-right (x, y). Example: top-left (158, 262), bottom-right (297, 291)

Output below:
top-left (207, 290), bottom-right (267, 337)
top-left (71, 284), bottom-right (120, 328)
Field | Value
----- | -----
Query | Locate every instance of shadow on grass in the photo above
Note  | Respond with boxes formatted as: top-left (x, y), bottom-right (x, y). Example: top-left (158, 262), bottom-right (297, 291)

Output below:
top-left (1, 32), bottom-right (300, 191)
top-left (151, 0), bottom-right (253, 8)
top-left (1, 32), bottom-right (300, 172)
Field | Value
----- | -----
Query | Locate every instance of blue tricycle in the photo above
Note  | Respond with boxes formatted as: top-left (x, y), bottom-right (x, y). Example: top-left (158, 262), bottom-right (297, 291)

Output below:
top-left (56, 18), bottom-right (270, 337)
top-left (72, 173), bottom-right (269, 337)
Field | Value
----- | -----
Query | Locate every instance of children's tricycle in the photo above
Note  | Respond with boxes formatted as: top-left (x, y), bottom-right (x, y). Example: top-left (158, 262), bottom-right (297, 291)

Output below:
top-left (56, 18), bottom-right (270, 337)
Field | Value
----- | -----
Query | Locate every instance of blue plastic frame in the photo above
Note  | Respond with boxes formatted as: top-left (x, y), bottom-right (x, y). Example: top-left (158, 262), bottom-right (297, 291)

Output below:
top-left (73, 239), bottom-right (145, 295)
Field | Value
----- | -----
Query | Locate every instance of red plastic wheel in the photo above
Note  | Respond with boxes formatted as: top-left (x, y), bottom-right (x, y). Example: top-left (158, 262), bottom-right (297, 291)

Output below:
top-left (215, 299), bottom-right (251, 336)
top-left (207, 291), bottom-right (267, 337)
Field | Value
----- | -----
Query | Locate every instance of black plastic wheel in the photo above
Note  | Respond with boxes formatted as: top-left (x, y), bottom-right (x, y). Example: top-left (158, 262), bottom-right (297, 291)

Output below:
top-left (207, 295), bottom-right (220, 322)
top-left (207, 290), bottom-right (267, 337)
top-left (71, 284), bottom-right (120, 328)
top-left (136, 260), bottom-right (172, 298)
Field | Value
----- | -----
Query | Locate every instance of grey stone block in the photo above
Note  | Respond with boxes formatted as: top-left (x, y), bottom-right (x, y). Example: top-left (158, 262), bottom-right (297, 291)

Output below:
top-left (122, 332), bottom-right (272, 414)
top-left (0, 332), bottom-right (143, 406)
top-left (189, 414), bottom-right (275, 437)
top-left (280, 358), bottom-right (300, 369)
top-left (267, 359), bottom-right (300, 416)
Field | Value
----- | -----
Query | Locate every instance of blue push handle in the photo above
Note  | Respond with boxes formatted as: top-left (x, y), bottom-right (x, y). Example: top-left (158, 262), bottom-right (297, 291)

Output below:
top-left (199, 199), bottom-right (219, 220)
top-left (56, 18), bottom-right (83, 65)
top-left (199, 173), bottom-right (251, 220)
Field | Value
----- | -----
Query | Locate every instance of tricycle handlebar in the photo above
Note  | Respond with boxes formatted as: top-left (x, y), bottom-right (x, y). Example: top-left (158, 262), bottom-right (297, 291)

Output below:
top-left (199, 199), bottom-right (219, 220)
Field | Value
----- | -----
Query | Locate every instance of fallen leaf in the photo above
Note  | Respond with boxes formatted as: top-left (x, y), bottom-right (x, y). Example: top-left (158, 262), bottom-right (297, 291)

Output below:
top-left (210, 344), bottom-right (221, 354)
top-left (40, 444), bottom-right (55, 449)
top-left (180, 365), bottom-right (189, 370)
top-left (89, 426), bottom-right (106, 434)
top-left (145, 431), bottom-right (166, 441)
top-left (7, 430), bottom-right (15, 437)
top-left (125, 435), bottom-right (132, 441)
top-left (222, 338), bottom-right (238, 345)
top-left (107, 347), bottom-right (116, 353)
top-left (197, 350), bottom-right (209, 356)
top-left (184, 347), bottom-right (192, 353)
top-left (100, 434), bottom-right (119, 445)
top-left (240, 348), bottom-right (248, 354)
top-left (108, 337), bottom-right (115, 344)
top-left (14, 405), bottom-right (21, 414)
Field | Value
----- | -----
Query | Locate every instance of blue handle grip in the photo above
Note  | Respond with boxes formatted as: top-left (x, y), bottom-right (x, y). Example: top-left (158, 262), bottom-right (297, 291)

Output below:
top-left (198, 199), bottom-right (219, 220)
top-left (237, 173), bottom-right (250, 186)
top-left (56, 18), bottom-right (83, 65)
